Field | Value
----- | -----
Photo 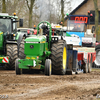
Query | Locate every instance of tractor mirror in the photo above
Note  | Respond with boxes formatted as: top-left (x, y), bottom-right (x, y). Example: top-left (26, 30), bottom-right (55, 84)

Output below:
top-left (19, 19), bottom-right (23, 27)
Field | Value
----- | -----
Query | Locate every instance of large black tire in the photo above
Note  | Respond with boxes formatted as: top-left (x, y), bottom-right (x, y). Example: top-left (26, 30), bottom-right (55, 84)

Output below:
top-left (19, 38), bottom-right (25, 59)
top-left (95, 44), bottom-right (100, 67)
top-left (45, 59), bottom-right (52, 76)
top-left (83, 63), bottom-right (88, 73)
top-left (88, 55), bottom-right (92, 73)
top-left (51, 40), bottom-right (67, 75)
top-left (91, 26), bottom-right (95, 33)
top-left (75, 60), bottom-right (79, 74)
top-left (15, 58), bottom-right (22, 75)
top-left (4, 44), bottom-right (18, 70)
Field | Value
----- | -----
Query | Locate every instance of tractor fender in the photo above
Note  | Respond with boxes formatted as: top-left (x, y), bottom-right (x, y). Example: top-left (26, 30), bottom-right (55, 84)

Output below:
top-left (17, 33), bottom-right (26, 46)
top-left (6, 41), bottom-right (17, 44)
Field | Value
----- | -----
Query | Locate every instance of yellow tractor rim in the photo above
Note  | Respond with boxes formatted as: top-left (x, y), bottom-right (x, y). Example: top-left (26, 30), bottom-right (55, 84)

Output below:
top-left (50, 63), bottom-right (51, 72)
top-left (63, 47), bottom-right (67, 69)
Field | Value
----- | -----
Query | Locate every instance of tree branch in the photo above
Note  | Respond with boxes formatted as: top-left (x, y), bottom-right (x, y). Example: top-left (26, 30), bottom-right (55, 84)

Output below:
top-left (30, 0), bottom-right (35, 10)
top-left (26, 0), bottom-right (30, 9)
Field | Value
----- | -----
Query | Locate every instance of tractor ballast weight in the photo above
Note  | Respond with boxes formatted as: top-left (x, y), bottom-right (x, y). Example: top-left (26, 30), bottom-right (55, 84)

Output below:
top-left (15, 21), bottom-right (67, 75)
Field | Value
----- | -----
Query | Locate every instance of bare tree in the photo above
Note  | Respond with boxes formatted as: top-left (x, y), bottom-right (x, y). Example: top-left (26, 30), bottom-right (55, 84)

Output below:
top-left (55, 0), bottom-right (72, 25)
top-left (26, 0), bottom-right (35, 28)
top-left (61, 0), bottom-right (64, 25)
top-left (65, 1), bottom-right (72, 14)
top-left (93, 0), bottom-right (100, 42)
top-left (48, 0), bottom-right (57, 23)
top-left (55, 0), bottom-right (62, 23)
top-left (2, 0), bottom-right (6, 13)
top-left (0, 0), bottom-right (38, 27)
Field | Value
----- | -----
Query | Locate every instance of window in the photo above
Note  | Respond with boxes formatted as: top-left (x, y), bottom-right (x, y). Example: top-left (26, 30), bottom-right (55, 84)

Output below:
top-left (13, 19), bottom-right (17, 31)
top-left (0, 18), bottom-right (11, 33)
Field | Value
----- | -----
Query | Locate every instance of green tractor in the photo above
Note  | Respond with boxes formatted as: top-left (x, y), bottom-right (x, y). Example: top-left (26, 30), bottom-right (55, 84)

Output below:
top-left (0, 13), bottom-right (27, 70)
top-left (15, 21), bottom-right (67, 75)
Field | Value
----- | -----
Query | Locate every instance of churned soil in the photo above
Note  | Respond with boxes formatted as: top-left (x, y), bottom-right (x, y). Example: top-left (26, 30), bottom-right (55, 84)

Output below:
top-left (0, 69), bottom-right (100, 100)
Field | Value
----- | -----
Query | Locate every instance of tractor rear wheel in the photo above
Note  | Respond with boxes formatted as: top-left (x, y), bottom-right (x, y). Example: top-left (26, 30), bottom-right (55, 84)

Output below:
top-left (15, 58), bottom-right (22, 75)
top-left (51, 40), bottom-right (67, 75)
top-left (4, 44), bottom-right (18, 70)
top-left (19, 38), bottom-right (25, 59)
top-left (45, 59), bottom-right (52, 76)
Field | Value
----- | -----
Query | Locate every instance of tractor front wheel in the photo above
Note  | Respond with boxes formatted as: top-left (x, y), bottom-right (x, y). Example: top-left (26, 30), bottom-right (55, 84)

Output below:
top-left (15, 59), bottom-right (22, 75)
top-left (4, 44), bottom-right (18, 70)
top-left (45, 59), bottom-right (52, 76)
top-left (19, 38), bottom-right (26, 59)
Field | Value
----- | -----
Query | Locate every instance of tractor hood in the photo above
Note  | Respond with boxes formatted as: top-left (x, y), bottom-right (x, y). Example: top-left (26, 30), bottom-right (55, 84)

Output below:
top-left (24, 35), bottom-right (46, 56)
top-left (25, 35), bottom-right (46, 43)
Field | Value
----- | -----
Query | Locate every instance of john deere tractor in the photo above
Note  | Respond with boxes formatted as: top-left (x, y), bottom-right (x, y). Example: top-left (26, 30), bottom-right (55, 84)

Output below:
top-left (0, 13), bottom-right (27, 70)
top-left (15, 21), bottom-right (67, 75)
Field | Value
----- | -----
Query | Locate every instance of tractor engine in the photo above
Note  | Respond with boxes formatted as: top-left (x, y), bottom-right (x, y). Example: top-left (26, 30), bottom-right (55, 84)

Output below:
top-left (24, 35), bottom-right (47, 57)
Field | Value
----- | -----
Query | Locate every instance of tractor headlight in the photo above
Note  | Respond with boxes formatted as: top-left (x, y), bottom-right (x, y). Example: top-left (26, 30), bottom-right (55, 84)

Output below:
top-left (13, 34), bottom-right (15, 36)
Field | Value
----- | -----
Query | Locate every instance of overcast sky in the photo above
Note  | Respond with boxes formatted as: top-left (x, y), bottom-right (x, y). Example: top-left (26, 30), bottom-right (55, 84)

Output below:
top-left (71, 0), bottom-right (84, 11)
top-left (36, 0), bottom-right (85, 22)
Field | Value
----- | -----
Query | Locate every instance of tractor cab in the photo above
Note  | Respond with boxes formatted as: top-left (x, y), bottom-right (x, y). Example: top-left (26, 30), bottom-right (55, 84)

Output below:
top-left (66, 20), bottom-right (85, 46)
top-left (0, 13), bottom-right (23, 54)
top-left (0, 13), bottom-right (23, 40)
top-left (67, 20), bottom-right (85, 32)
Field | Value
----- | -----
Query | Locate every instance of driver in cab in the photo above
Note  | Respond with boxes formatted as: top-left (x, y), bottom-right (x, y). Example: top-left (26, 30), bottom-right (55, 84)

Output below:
top-left (72, 24), bottom-right (81, 32)
top-left (0, 22), bottom-right (7, 33)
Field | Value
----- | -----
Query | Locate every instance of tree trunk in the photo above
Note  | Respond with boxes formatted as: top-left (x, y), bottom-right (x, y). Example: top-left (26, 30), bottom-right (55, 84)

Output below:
top-left (2, 0), bottom-right (6, 13)
top-left (29, 8), bottom-right (32, 28)
top-left (26, 0), bottom-right (35, 28)
top-left (29, 0), bottom-right (35, 28)
top-left (93, 0), bottom-right (100, 42)
top-left (61, 0), bottom-right (64, 25)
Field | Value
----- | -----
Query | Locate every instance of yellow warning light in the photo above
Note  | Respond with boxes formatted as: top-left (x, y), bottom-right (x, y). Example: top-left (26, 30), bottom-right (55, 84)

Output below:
top-left (13, 13), bottom-right (16, 16)
top-left (13, 34), bottom-right (15, 36)
top-left (34, 25), bottom-right (36, 27)
top-left (61, 22), bottom-right (63, 24)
